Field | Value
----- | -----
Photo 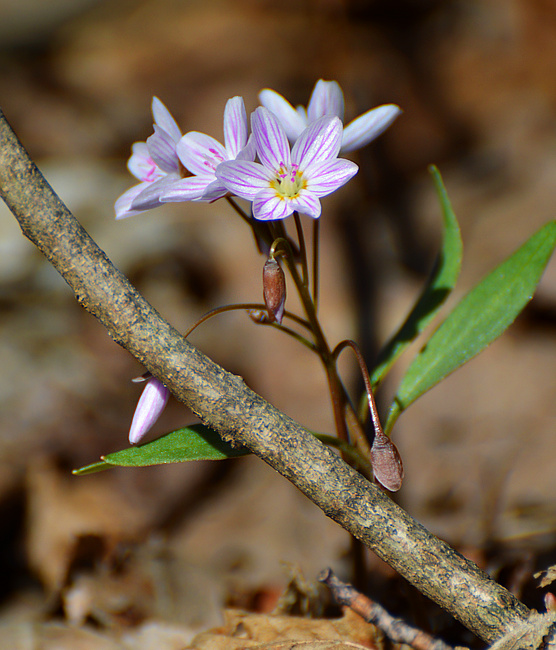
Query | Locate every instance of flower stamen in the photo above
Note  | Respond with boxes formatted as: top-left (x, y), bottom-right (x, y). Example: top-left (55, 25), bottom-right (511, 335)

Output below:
top-left (272, 164), bottom-right (306, 199)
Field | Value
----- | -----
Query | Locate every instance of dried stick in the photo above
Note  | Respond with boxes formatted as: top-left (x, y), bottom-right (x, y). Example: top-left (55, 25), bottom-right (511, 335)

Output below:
top-left (0, 109), bottom-right (532, 644)
top-left (319, 568), bottom-right (467, 650)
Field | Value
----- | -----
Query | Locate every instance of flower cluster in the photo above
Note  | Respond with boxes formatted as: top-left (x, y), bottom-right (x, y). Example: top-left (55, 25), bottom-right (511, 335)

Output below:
top-left (116, 80), bottom-right (401, 223)
top-left (119, 80), bottom-right (401, 445)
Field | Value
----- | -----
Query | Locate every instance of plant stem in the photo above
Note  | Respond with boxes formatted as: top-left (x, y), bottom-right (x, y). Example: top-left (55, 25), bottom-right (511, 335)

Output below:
top-left (312, 217), bottom-right (320, 312)
top-left (0, 110), bottom-right (534, 644)
top-left (293, 211), bottom-right (309, 287)
top-left (183, 302), bottom-right (312, 338)
top-left (270, 235), bottom-right (351, 442)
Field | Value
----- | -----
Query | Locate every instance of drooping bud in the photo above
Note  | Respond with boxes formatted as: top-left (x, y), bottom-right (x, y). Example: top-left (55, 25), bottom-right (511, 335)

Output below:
top-left (371, 429), bottom-right (404, 492)
top-left (128, 377), bottom-right (170, 445)
top-left (263, 257), bottom-right (286, 324)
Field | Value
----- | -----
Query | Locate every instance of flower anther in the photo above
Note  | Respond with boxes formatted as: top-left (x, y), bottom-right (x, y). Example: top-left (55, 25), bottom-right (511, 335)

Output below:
top-left (215, 107), bottom-right (358, 221)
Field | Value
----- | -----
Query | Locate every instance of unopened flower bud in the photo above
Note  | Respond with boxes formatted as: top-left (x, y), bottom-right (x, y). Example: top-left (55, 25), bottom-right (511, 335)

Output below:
top-left (545, 592), bottom-right (556, 612)
top-left (370, 430), bottom-right (404, 492)
top-left (263, 257), bottom-right (286, 324)
top-left (128, 377), bottom-right (170, 445)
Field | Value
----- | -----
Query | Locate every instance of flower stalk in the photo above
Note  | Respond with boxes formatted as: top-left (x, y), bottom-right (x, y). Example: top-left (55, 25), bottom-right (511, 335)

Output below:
top-left (1, 105), bottom-right (538, 645)
top-left (113, 81), bottom-right (403, 491)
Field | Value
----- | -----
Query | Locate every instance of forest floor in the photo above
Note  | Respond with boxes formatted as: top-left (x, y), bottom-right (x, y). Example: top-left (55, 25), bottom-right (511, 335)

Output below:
top-left (1, 1), bottom-right (556, 647)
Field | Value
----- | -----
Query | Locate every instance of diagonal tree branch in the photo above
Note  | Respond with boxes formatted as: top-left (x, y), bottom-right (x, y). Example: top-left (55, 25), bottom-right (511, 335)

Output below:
top-left (0, 109), bottom-right (533, 644)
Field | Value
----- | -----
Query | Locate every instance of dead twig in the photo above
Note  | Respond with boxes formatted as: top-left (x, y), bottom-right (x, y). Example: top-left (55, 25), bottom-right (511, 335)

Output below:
top-left (319, 568), bottom-right (467, 650)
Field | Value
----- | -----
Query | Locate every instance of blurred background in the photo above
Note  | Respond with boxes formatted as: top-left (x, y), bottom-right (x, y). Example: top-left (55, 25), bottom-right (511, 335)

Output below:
top-left (1, 0), bottom-right (556, 647)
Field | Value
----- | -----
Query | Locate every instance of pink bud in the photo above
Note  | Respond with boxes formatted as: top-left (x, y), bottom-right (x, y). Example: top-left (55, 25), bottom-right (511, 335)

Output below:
top-left (545, 592), bottom-right (556, 612)
top-left (263, 257), bottom-right (286, 324)
top-left (128, 377), bottom-right (170, 445)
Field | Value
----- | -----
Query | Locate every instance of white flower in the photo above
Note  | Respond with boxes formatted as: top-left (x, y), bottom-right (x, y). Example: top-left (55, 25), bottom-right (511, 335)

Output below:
top-left (115, 97), bottom-right (183, 219)
top-left (161, 96), bottom-right (256, 203)
top-left (215, 107), bottom-right (358, 221)
top-left (259, 79), bottom-right (401, 154)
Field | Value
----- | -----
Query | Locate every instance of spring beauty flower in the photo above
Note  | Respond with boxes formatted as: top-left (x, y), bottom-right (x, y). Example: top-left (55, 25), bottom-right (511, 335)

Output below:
top-left (115, 97), bottom-right (184, 219)
top-left (128, 375), bottom-right (170, 445)
top-left (161, 96), bottom-right (256, 203)
top-left (259, 79), bottom-right (401, 153)
top-left (215, 107), bottom-right (358, 221)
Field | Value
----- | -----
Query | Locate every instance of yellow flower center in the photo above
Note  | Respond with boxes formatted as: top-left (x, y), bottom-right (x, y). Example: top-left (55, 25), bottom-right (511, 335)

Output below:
top-left (271, 164), bottom-right (306, 199)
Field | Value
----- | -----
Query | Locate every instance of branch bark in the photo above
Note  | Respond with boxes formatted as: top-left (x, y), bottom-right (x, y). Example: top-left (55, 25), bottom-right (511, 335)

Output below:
top-left (0, 109), bottom-right (533, 644)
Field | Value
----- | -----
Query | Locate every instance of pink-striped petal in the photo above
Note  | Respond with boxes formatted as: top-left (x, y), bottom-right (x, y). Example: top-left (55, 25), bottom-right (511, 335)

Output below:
top-left (258, 89), bottom-right (307, 141)
top-left (216, 160), bottom-right (272, 200)
top-left (147, 126), bottom-right (180, 174)
top-left (307, 80), bottom-right (345, 122)
top-left (151, 96), bottom-right (181, 143)
top-left (201, 178), bottom-right (229, 201)
top-left (251, 107), bottom-right (291, 172)
top-left (292, 116), bottom-right (343, 169)
top-left (127, 142), bottom-right (162, 183)
top-left (177, 132), bottom-right (228, 176)
top-left (223, 96), bottom-right (248, 158)
top-left (341, 104), bottom-right (402, 153)
top-left (115, 182), bottom-right (151, 219)
top-left (288, 191), bottom-right (322, 219)
top-left (160, 175), bottom-right (214, 202)
top-left (236, 134), bottom-right (257, 162)
top-left (304, 158), bottom-right (358, 198)
top-left (130, 174), bottom-right (181, 211)
top-left (252, 189), bottom-right (294, 221)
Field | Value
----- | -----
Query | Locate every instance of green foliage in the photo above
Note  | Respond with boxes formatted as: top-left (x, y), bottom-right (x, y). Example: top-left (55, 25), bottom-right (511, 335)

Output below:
top-left (74, 170), bottom-right (556, 474)
top-left (73, 425), bottom-right (373, 476)
top-left (371, 166), bottom-right (463, 388)
top-left (385, 220), bottom-right (556, 433)
top-left (73, 424), bottom-right (249, 475)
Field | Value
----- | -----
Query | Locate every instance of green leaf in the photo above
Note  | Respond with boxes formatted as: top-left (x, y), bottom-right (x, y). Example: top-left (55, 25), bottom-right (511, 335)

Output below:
top-left (371, 166), bottom-right (463, 388)
top-left (72, 460), bottom-right (111, 475)
top-left (385, 220), bottom-right (556, 432)
top-left (73, 424), bottom-right (250, 475)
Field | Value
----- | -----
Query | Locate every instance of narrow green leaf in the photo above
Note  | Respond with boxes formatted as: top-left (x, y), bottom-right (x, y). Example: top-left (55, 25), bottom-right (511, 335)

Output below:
top-left (371, 166), bottom-right (463, 388)
top-left (386, 220), bottom-right (556, 432)
top-left (72, 460), bottom-right (111, 476)
top-left (73, 424), bottom-right (250, 474)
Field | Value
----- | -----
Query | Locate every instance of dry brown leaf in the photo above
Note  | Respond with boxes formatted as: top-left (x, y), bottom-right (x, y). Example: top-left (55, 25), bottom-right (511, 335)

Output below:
top-left (60, 538), bottom-right (226, 632)
top-left (37, 622), bottom-right (124, 650)
top-left (535, 565), bottom-right (556, 589)
top-left (62, 568), bottom-right (155, 628)
top-left (120, 621), bottom-right (199, 650)
top-left (255, 644), bottom-right (372, 650)
top-left (26, 457), bottom-right (148, 594)
top-left (187, 635), bottom-right (372, 648)
top-left (1, 619), bottom-right (200, 650)
top-left (188, 608), bottom-right (380, 650)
